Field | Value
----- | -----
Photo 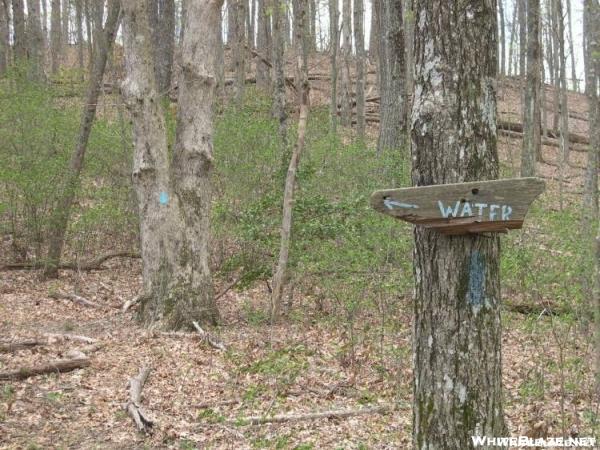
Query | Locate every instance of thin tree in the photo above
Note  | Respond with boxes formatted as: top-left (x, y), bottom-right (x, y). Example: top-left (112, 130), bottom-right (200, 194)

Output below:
top-left (353, 0), bottom-right (365, 138)
top-left (233, 0), bottom-right (246, 105)
top-left (44, 0), bottom-right (121, 279)
top-left (522, 0), bottom-right (541, 176)
top-left (75, 0), bottom-right (84, 74)
top-left (565, 0), bottom-right (577, 91)
top-left (62, 0), bottom-right (70, 47)
top-left (256, 0), bottom-right (271, 89)
top-left (272, 0), bottom-right (287, 140)
top-left (12, 0), bottom-right (26, 62)
top-left (0, 0), bottom-right (8, 74)
top-left (376, 0), bottom-right (404, 153)
top-left (339, 0), bottom-right (351, 126)
top-left (51, 0), bottom-right (62, 74)
top-left (499, 0), bottom-right (506, 75)
top-left (411, 0), bottom-right (506, 447)
top-left (507, 0), bottom-right (518, 76)
top-left (122, 0), bottom-right (221, 329)
top-left (27, 0), bottom-right (45, 81)
top-left (518, 0), bottom-right (526, 77)
top-left (369, 0), bottom-right (378, 61)
top-left (271, 0), bottom-right (309, 319)
top-left (328, 0), bottom-right (338, 130)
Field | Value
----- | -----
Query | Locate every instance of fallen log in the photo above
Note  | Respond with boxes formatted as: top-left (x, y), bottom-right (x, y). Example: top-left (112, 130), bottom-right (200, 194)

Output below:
top-left (0, 250), bottom-right (140, 272)
top-left (49, 292), bottom-right (104, 309)
top-left (0, 339), bottom-right (45, 353)
top-left (498, 120), bottom-right (590, 145)
top-left (124, 366), bottom-right (154, 434)
top-left (44, 333), bottom-right (97, 344)
top-left (0, 357), bottom-right (90, 380)
top-left (192, 321), bottom-right (226, 351)
top-left (227, 405), bottom-right (392, 426)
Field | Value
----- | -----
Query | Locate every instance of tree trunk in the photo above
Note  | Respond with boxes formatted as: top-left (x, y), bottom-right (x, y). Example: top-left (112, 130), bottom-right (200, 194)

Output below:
top-left (227, 0), bottom-right (236, 45)
top-left (554, 0), bottom-right (569, 210)
top-left (339, 0), bottom-right (351, 126)
top-left (353, 0), bottom-right (365, 138)
top-left (62, 0), bottom-right (70, 47)
top-left (550, 0), bottom-right (560, 131)
top-left (518, 0), bottom-right (526, 77)
top-left (247, 0), bottom-right (254, 48)
top-left (565, 0), bottom-right (577, 91)
top-left (27, 0), bottom-right (45, 81)
top-left (498, 0), bottom-right (505, 76)
top-left (272, 0), bottom-right (287, 140)
top-left (256, 0), bottom-right (271, 89)
top-left (411, 1), bottom-right (506, 447)
top-left (403, 0), bottom-right (414, 129)
top-left (51, 0), bottom-right (62, 74)
top-left (75, 0), bottom-right (84, 74)
top-left (522, 0), bottom-right (540, 176)
top-left (507, 0), bottom-right (517, 76)
top-left (329, 0), bottom-right (338, 130)
top-left (376, 0), bottom-right (404, 153)
top-left (234, 0), bottom-right (246, 105)
top-left (43, 1), bottom-right (121, 279)
top-left (271, 0), bottom-right (309, 319)
top-left (122, 0), bottom-right (220, 330)
top-left (368, 0), bottom-right (378, 61)
top-left (12, 0), bottom-right (26, 62)
top-left (0, 0), bottom-right (8, 74)
top-left (150, 0), bottom-right (175, 94)
top-left (41, 0), bottom-right (47, 50)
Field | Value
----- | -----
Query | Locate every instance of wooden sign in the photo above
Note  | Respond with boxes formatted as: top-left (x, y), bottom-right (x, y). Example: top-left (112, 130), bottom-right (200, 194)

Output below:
top-left (370, 177), bottom-right (545, 235)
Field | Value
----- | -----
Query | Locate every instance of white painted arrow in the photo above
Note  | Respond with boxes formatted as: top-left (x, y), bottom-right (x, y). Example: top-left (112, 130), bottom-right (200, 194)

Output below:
top-left (383, 198), bottom-right (419, 210)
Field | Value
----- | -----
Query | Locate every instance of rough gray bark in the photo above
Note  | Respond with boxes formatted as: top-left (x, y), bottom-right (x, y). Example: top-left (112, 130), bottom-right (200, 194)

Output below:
top-left (522, 0), bottom-right (540, 176)
top-left (227, 0), bottom-right (235, 44)
top-left (507, 0), bottom-right (517, 76)
top-left (498, 0), bottom-right (505, 75)
top-left (403, 0), bottom-right (414, 128)
top-left (233, 0), bottom-right (246, 104)
top-left (339, 0), bottom-right (351, 126)
top-left (271, 0), bottom-right (309, 319)
top-left (256, 0), bottom-right (271, 89)
top-left (369, 0), bottom-right (378, 61)
top-left (122, 0), bottom-right (220, 329)
top-left (411, 1), bottom-right (506, 447)
top-left (308, 0), bottom-right (315, 51)
top-left (27, 0), bottom-right (45, 81)
top-left (292, 0), bottom-right (308, 105)
top-left (12, 0), bottom-right (26, 61)
top-left (354, 0), bottom-right (365, 138)
top-left (0, 0), bottom-right (8, 74)
top-left (75, 0), bottom-right (84, 73)
top-left (376, 0), bottom-right (404, 153)
top-left (51, 0), bottom-right (62, 74)
top-left (272, 0), bottom-right (287, 140)
top-left (328, 0), bottom-right (338, 130)
top-left (149, 0), bottom-right (175, 94)
top-left (43, 0), bottom-right (121, 279)
top-left (62, 0), bottom-right (70, 46)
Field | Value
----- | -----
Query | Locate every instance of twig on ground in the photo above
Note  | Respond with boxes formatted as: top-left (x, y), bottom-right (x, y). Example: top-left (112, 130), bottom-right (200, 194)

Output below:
top-left (123, 366), bottom-right (154, 434)
top-left (192, 321), bottom-right (226, 351)
top-left (49, 292), bottom-right (105, 309)
top-left (0, 339), bottom-right (45, 353)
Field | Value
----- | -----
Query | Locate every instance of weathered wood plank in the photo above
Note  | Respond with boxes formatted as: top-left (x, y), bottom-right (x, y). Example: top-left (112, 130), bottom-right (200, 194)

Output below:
top-left (370, 178), bottom-right (545, 235)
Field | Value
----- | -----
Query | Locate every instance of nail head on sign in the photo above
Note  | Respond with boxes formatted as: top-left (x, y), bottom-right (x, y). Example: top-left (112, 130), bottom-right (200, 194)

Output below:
top-left (159, 191), bottom-right (169, 205)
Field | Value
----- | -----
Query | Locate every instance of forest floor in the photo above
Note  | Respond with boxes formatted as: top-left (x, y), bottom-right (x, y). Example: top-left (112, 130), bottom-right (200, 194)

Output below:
top-left (1, 59), bottom-right (599, 449)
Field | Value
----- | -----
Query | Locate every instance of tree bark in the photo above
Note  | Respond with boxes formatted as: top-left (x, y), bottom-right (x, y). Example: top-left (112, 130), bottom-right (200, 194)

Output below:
top-left (565, 0), bottom-right (577, 91)
top-left (498, 0), bottom-right (505, 76)
top-left (353, 0), bottom-right (365, 138)
top-left (75, 0), bottom-right (84, 74)
top-left (271, 0), bottom-right (309, 319)
top-left (12, 0), bottom-right (26, 62)
top-left (272, 0), bottom-right (287, 140)
top-left (233, 0), bottom-right (246, 104)
top-left (62, 0), bottom-right (70, 47)
top-left (149, 0), bottom-right (175, 94)
top-left (122, 0), bottom-right (220, 329)
top-left (339, 0), bottom-right (351, 126)
top-left (27, 0), bottom-right (45, 81)
top-left (369, 0), bottom-right (378, 61)
top-left (521, 0), bottom-right (540, 176)
top-left (43, 0), bottom-right (121, 279)
top-left (507, 0), bottom-right (517, 76)
top-left (554, 0), bottom-right (569, 210)
top-left (0, 0), bottom-right (8, 74)
top-left (328, 0), bottom-right (338, 130)
top-left (411, 1), bottom-right (506, 447)
top-left (376, 0), bottom-right (404, 153)
top-left (51, 0), bottom-right (62, 74)
top-left (518, 0), bottom-right (526, 77)
top-left (256, 0), bottom-right (271, 89)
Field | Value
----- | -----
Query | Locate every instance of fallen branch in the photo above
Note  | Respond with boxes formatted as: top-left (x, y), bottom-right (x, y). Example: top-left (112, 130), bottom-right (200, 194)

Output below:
top-left (192, 321), bottom-right (226, 351)
top-left (0, 339), bottom-right (45, 353)
top-left (0, 357), bottom-right (90, 381)
top-left (124, 366), bottom-right (154, 434)
top-left (44, 333), bottom-right (97, 344)
top-left (1, 251), bottom-right (140, 271)
top-left (227, 405), bottom-right (392, 426)
top-left (49, 292), bottom-right (104, 309)
top-left (122, 293), bottom-right (150, 312)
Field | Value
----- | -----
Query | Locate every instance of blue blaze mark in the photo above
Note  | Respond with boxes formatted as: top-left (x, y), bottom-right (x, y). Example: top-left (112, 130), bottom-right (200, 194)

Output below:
top-left (159, 191), bottom-right (169, 205)
top-left (467, 250), bottom-right (485, 307)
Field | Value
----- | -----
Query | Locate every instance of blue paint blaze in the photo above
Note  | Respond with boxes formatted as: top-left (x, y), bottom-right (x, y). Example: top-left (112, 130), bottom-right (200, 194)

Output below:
top-left (159, 191), bottom-right (169, 205)
top-left (467, 250), bottom-right (486, 307)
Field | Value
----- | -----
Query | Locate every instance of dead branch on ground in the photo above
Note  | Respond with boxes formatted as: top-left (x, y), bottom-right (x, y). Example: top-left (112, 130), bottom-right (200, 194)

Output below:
top-left (123, 366), bottom-right (154, 434)
top-left (0, 357), bottom-right (90, 381)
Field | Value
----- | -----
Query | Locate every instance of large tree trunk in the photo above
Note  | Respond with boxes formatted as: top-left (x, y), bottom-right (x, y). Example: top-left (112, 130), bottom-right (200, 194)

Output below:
top-left (522, 0), bottom-right (540, 176)
top-left (43, 1), bottom-right (121, 279)
top-left (271, 0), bottom-right (309, 319)
top-left (12, 0), bottom-right (26, 62)
top-left (411, 1), bottom-right (506, 447)
top-left (27, 0), bottom-right (45, 81)
top-left (122, 0), bottom-right (220, 329)
top-left (149, 0), bottom-right (175, 94)
top-left (328, 0), bottom-right (338, 130)
top-left (0, 0), bottom-right (8, 74)
top-left (353, 0), bottom-right (365, 138)
top-left (376, 0), bottom-right (404, 153)
top-left (339, 0), bottom-right (351, 126)
top-left (51, 0), bottom-right (62, 74)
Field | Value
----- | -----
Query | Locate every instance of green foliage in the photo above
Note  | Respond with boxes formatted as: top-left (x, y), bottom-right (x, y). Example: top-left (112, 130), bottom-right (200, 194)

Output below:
top-left (0, 72), bottom-right (134, 260)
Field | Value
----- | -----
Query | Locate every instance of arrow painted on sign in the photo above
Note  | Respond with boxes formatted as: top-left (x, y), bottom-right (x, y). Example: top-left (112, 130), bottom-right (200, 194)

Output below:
top-left (383, 198), bottom-right (419, 210)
